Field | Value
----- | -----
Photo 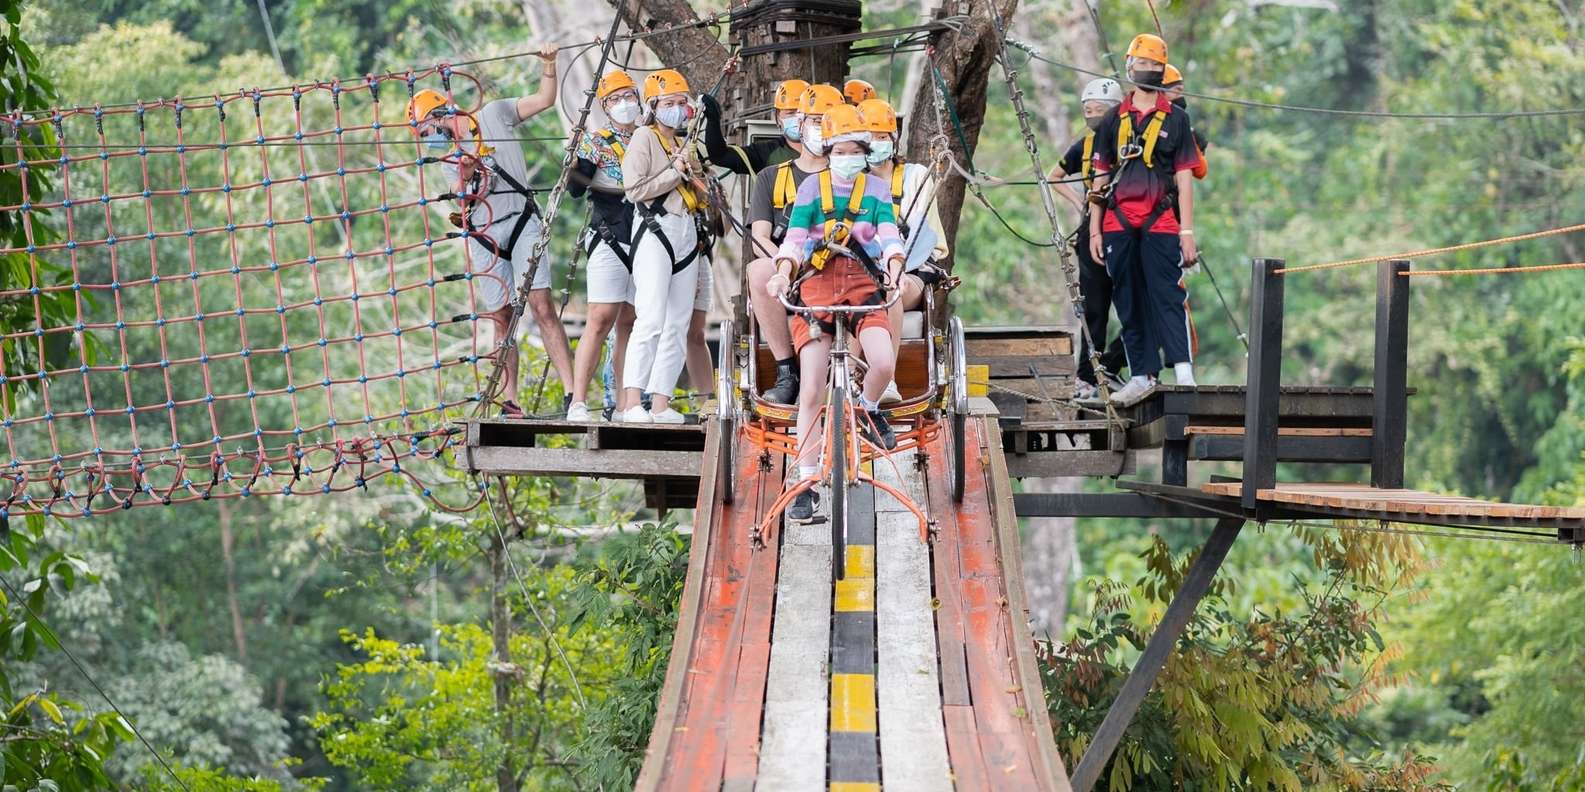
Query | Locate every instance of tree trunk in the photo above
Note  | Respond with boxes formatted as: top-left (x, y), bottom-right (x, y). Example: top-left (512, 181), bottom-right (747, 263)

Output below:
top-left (604, 0), bottom-right (732, 109)
top-left (217, 500), bottom-right (248, 663)
top-left (1020, 478), bottom-right (1081, 635)
top-left (488, 528), bottom-right (520, 792)
top-left (902, 0), bottom-right (1019, 270)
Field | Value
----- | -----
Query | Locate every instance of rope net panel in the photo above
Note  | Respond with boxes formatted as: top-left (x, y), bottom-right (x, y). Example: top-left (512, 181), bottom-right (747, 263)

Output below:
top-left (0, 67), bottom-right (512, 518)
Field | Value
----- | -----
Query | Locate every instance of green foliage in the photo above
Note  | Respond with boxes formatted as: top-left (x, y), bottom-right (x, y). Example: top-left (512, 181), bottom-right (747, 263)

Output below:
top-left (310, 520), bottom-right (686, 790)
top-left (1044, 529), bottom-right (1450, 791)
top-left (564, 521), bottom-right (689, 789)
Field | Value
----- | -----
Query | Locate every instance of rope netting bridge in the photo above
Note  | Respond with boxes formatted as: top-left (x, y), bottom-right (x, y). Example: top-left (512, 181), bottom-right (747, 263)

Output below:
top-left (0, 67), bottom-right (518, 518)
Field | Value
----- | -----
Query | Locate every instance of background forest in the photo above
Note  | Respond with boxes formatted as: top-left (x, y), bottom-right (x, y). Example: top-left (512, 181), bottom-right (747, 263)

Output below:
top-left (3, 0), bottom-right (1584, 789)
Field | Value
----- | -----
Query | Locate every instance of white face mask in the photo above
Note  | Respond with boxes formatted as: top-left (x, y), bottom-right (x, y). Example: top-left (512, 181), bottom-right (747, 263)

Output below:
top-left (830, 154), bottom-right (867, 179)
top-left (867, 138), bottom-right (895, 165)
top-left (802, 122), bottom-right (825, 156)
top-left (608, 100), bottom-right (640, 125)
top-left (655, 104), bottom-right (688, 129)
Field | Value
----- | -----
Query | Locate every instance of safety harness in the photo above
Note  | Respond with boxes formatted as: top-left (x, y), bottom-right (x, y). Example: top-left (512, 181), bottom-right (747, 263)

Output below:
top-left (448, 117), bottom-right (543, 264)
top-left (628, 126), bottom-right (712, 273)
top-left (580, 128), bottom-right (635, 270)
top-left (1106, 104), bottom-right (1175, 234)
top-left (808, 170), bottom-right (877, 273)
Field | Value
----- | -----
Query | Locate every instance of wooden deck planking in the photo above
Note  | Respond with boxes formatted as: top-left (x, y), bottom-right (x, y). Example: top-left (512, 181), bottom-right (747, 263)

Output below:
top-left (757, 524), bottom-right (832, 791)
top-left (1201, 482), bottom-right (1585, 520)
top-left (657, 442), bottom-right (782, 790)
top-left (874, 454), bottom-right (953, 792)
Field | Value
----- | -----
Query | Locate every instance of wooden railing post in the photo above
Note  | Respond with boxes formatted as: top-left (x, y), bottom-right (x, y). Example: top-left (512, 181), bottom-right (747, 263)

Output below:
top-left (1372, 259), bottom-right (1410, 489)
top-left (1242, 258), bottom-right (1285, 509)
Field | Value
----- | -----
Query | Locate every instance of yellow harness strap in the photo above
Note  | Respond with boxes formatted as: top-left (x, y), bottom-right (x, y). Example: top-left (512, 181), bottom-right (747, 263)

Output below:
top-left (1117, 108), bottom-right (1167, 168)
top-left (890, 165), bottom-right (905, 221)
top-left (1081, 132), bottom-right (1095, 189)
top-left (598, 129), bottom-right (626, 162)
top-left (653, 126), bottom-right (701, 213)
top-left (811, 170), bottom-right (868, 270)
top-left (773, 161), bottom-right (797, 210)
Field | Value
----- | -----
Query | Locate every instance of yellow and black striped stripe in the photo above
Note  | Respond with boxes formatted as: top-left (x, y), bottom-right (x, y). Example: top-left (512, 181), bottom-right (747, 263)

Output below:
top-left (829, 482), bottom-right (879, 791)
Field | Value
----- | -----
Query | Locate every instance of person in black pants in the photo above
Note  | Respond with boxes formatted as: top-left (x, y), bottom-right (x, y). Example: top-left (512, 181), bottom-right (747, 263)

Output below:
top-left (1054, 76), bottom-right (1129, 400)
top-left (1088, 33), bottom-right (1204, 405)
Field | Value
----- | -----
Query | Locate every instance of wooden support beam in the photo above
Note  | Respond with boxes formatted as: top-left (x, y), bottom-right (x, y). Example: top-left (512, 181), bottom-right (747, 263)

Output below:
top-left (1242, 258), bottom-right (1285, 509)
top-left (1373, 259), bottom-right (1411, 489)
top-left (1069, 517), bottom-right (1245, 792)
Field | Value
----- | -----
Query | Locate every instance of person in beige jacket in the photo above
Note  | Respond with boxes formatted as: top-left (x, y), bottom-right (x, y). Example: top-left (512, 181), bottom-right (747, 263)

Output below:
top-left (618, 69), bottom-right (711, 424)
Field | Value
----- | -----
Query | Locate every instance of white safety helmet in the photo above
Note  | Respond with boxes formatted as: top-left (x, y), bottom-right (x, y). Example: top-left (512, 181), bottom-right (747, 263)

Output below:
top-left (1081, 77), bottom-right (1124, 106)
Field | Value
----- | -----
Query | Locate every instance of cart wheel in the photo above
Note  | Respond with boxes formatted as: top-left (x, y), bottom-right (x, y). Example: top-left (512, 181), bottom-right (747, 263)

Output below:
top-left (830, 385), bottom-right (848, 582)
top-left (948, 315), bottom-right (969, 503)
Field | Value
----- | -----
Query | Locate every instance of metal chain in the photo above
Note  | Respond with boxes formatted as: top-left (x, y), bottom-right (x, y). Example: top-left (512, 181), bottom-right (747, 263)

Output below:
top-left (983, 5), bottom-right (1121, 426)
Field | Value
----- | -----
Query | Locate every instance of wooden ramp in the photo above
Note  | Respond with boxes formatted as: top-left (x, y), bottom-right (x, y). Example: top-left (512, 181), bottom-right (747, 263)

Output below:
top-left (636, 417), bottom-right (1071, 791)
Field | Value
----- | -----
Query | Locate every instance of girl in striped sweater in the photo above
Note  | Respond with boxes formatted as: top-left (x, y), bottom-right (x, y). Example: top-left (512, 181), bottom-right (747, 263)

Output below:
top-left (767, 104), bottom-right (907, 520)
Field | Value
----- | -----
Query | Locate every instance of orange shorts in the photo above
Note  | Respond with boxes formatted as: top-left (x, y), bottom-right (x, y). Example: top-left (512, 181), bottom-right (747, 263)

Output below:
top-left (788, 256), bottom-right (891, 354)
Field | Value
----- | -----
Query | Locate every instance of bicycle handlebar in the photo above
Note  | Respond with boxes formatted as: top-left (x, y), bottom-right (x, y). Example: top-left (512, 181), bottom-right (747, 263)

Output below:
top-left (777, 287), bottom-right (900, 315)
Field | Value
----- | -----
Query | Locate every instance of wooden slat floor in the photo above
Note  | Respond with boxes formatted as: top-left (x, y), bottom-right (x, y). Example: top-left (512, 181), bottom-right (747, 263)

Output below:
top-left (1201, 482), bottom-right (1585, 520)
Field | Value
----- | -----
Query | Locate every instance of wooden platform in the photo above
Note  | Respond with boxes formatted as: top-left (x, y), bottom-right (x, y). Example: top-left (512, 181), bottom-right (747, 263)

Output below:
top-left (1201, 482), bottom-right (1585, 522)
top-left (461, 418), bottom-right (707, 509)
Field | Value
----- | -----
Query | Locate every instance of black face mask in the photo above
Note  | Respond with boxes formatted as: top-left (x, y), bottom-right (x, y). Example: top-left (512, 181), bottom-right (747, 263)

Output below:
top-left (1172, 96), bottom-right (1188, 109)
top-left (1130, 69), bottom-right (1165, 89)
top-left (1085, 115), bottom-right (1106, 131)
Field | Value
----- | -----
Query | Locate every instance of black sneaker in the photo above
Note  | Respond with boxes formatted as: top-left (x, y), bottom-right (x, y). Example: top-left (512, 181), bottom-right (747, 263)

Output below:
top-left (764, 363), bottom-right (799, 405)
top-left (861, 409), bottom-right (897, 450)
top-left (562, 393), bottom-right (573, 416)
top-left (787, 489), bottom-right (819, 521)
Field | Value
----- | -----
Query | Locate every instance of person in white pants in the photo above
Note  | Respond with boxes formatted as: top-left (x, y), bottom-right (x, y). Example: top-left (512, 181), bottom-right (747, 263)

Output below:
top-left (619, 68), bottom-right (711, 424)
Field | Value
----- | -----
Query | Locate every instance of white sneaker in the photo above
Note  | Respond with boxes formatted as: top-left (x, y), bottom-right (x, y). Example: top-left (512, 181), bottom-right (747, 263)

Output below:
top-left (1074, 381), bottom-right (1101, 401)
top-left (1108, 376), bottom-right (1156, 406)
top-left (649, 407), bottom-right (687, 424)
top-left (880, 380), bottom-right (903, 405)
top-left (618, 405), bottom-right (653, 424)
top-left (1173, 362), bottom-right (1197, 388)
top-left (565, 402), bottom-right (596, 422)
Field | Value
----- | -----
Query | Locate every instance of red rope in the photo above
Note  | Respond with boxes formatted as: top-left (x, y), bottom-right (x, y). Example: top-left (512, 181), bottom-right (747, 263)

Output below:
top-left (0, 69), bottom-right (509, 513)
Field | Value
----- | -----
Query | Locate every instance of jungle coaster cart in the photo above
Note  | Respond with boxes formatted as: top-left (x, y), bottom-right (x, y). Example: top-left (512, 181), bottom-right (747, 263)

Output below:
top-left (720, 256), bottom-right (971, 581)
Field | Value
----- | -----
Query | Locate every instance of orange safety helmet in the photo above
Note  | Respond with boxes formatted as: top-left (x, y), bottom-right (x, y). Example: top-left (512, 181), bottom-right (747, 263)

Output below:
top-left (643, 69), bottom-right (691, 102)
top-left (773, 79), bottom-right (811, 111)
top-left (597, 70), bottom-right (637, 99)
top-left (1126, 33), bottom-right (1168, 64)
top-left (1162, 63), bottom-right (1183, 87)
top-left (856, 98), bottom-right (898, 134)
top-left (820, 103), bottom-right (869, 144)
top-left (843, 78), bottom-right (877, 105)
top-left (407, 88), bottom-right (453, 128)
top-left (798, 83), bottom-right (845, 117)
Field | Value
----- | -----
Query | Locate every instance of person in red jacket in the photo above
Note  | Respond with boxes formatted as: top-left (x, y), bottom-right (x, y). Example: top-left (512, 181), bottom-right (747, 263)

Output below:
top-left (1087, 34), bottom-right (1204, 405)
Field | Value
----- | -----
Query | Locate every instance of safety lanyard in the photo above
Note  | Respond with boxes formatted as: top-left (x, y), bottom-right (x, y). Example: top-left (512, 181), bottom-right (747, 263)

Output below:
top-left (598, 129), bottom-right (627, 163)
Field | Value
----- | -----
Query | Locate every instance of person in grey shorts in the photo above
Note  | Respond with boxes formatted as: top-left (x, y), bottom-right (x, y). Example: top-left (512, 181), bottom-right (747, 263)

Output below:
top-left (409, 45), bottom-right (575, 417)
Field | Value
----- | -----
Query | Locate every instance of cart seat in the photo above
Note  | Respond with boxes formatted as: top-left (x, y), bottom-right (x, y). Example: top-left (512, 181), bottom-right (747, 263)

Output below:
top-left (902, 310), bottom-right (927, 340)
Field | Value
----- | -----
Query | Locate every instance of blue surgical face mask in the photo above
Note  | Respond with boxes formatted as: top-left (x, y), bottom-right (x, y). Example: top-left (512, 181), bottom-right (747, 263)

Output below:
top-left (655, 104), bottom-right (688, 129)
top-left (830, 153), bottom-right (867, 180)
top-left (867, 138), bottom-right (894, 165)
top-left (423, 131), bottom-right (452, 150)
top-left (781, 117), bottom-right (802, 141)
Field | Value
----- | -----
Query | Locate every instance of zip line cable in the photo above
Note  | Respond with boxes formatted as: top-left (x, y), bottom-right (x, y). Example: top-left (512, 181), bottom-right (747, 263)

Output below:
top-left (0, 573), bottom-right (191, 791)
